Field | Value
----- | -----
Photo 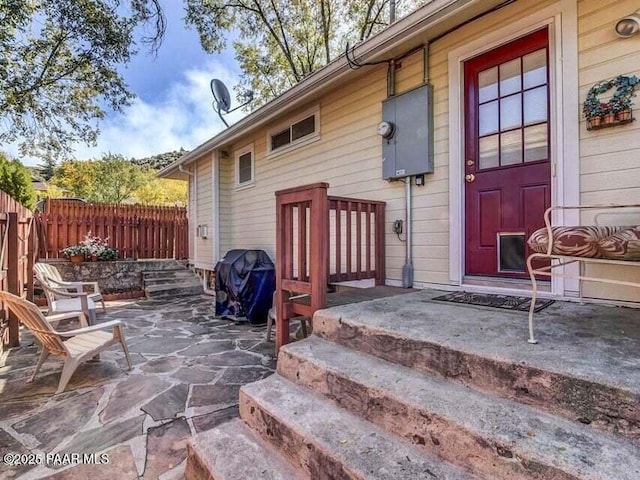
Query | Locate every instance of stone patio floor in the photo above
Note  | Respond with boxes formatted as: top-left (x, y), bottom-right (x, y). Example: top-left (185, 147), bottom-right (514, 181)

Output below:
top-left (0, 294), bottom-right (278, 480)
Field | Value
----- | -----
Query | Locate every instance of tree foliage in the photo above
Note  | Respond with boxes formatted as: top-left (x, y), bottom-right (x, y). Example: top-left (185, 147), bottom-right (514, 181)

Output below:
top-left (134, 171), bottom-right (188, 206)
top-left (51, 153), bottom-right (186, 206)
top-left (0, 152), bottom-right (37, 209)
top-left (0, 0), bottom-right (165, 160)
top-left (185, 0), bottom-right (425, 105)
top-left (52, 154), bottom-right (145, 203)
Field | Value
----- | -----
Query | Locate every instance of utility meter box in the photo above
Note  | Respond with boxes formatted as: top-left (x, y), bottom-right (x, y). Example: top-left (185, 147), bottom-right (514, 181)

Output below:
top-left (381, 84), bottom-right (434, 180)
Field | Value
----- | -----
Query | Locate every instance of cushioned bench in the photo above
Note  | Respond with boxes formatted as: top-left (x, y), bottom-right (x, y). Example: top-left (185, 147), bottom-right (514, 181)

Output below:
top-left (526, 205), bottom-right (640, 344)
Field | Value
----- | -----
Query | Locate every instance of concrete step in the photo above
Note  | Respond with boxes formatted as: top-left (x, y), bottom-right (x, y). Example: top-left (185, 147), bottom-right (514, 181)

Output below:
top-left (186, 419), bottom-right (305, 480)
top-left (240, 374), bottom-right (478, 480)
top-left (142, 268), bottom-right (193, 279)
top-left (312, 296), bottom-right (640, 442)
top-left (144, 274), bottom-right (199, 287)
top-left (279, 336), bottom-right (640, 480)
top-left (145, 280), bottom-right (204, 298)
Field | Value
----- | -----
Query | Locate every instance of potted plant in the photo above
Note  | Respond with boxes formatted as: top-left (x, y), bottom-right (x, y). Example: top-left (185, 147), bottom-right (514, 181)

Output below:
top-left (582, 92), bottom-right (603, 128)
top-left (602, 102), bottom-right (616, 124)
top-left (613, 96), bottom-right (633, 121)
top-left (98, 247), bottom-right (118, 261)
top-left (80, 232), bottom-right (109, 261)
top-left (61, 245), bottom-right (87, 264)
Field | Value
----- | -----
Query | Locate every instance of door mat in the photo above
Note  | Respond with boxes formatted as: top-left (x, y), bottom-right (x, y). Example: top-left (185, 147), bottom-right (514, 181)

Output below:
top-left (431, 292), bottom-right (554, 313)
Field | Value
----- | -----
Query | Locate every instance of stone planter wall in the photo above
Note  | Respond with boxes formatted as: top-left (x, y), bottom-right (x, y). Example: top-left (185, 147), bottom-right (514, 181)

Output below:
top-left (41, 259), bottom-right (187, 295)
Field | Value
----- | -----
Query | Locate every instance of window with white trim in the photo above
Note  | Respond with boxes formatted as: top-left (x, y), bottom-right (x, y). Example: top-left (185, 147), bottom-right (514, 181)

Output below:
top-left (235, 145), bottom-right (254, 187)
top-left (268, 108), bottom-right (319, 154)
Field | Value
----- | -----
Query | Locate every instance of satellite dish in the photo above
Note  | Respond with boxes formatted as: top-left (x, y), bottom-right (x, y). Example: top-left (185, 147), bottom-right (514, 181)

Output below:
top-left (211, 79), bottom-right (231, 113)
top-left (210, 78), bottom-right (254, 128)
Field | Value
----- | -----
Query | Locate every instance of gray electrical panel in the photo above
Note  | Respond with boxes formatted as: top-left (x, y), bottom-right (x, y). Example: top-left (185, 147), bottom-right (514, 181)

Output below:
top-left (381, 84), bottom-right (434, 180)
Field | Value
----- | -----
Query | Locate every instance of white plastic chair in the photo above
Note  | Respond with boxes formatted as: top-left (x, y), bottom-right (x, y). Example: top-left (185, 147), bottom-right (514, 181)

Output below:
top-left (34, 263), bottom-right (106, 312)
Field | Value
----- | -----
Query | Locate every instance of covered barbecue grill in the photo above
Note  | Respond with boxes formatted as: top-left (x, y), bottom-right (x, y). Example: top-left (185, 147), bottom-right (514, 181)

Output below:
top-left (214, 249), bottom-right (275, 325)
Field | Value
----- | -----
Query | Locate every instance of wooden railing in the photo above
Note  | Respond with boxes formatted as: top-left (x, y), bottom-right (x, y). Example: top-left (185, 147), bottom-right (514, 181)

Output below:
top-left (275, 183), bottom-right (385, 350)
top-left (0, 191), bottom-right (36, 348)
top-left (36, 199), bottom-right (188, 260)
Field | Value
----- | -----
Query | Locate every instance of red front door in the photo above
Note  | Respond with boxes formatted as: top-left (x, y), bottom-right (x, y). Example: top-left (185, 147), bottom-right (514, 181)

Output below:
top-left (464, 28), bottom-right (551, 278)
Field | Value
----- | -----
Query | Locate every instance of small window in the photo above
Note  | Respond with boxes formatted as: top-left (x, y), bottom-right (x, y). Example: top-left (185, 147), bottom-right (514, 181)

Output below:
top-left (235, 145), bottom-right (254, 187)
top-left (271, 129), bottom-right (291, 151)
top-left (292, 115), bottom-right (315, 141)
top-left (268, 109), bottom-right (319, 154)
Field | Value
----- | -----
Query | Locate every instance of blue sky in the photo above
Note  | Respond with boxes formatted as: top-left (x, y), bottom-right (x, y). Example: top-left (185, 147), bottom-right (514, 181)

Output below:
top-left (18, 1), bottom-right (246, 165)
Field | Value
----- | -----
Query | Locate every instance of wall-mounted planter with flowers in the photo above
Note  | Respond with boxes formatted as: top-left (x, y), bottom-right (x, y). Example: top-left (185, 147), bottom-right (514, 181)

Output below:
top-left (583, 75), bottom-right (638, 130)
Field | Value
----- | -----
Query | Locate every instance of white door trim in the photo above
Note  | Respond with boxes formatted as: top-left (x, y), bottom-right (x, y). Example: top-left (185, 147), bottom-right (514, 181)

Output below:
top-left (447, 0), bottom-right (579, 296)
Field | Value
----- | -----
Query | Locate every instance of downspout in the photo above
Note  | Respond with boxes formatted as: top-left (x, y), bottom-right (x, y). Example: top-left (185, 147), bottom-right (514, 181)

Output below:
top-left (180, 164), bottom-right (197, 269)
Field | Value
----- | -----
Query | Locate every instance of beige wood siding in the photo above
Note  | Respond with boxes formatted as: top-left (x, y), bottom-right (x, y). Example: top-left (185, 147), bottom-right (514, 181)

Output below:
top-left (193, 155), bottom-right (215, 268)
top-left (578, 0), bottom-right (640, 300)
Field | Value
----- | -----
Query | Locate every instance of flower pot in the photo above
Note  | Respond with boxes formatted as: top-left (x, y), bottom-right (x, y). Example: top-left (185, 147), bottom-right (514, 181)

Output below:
top-left (90, 254), bottom-right (98, 262)
top-left (616, 109), bottom-right (632, 121)
top-left (587, 117), bottom-right (602, 129)
top-left (603, 113), bottom-right (616, 124)
top-left (70, 253), bottom-right (85, 264)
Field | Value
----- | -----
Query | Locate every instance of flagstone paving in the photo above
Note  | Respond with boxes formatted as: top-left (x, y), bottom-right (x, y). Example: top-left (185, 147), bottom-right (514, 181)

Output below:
top-left (0, 294), bottom-right (277, 479)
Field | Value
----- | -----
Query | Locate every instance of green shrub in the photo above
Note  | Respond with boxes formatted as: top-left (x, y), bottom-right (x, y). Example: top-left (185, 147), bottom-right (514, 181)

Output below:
top-left (0, 153), bottom-right (37, 210)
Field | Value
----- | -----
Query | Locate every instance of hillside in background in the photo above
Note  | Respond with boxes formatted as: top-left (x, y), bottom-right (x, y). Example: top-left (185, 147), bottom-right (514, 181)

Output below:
top-left (131, 148), bottom-right (188, 170)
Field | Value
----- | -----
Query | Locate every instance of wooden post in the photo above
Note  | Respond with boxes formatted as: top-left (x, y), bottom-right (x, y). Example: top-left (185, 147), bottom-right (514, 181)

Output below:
top-left (309, 185), bottom-right (329, 315)
top-left (6, 212), bottom-right (19, 347)
top-left (26, 217), bottom-right (35, 301)
top-left (375, 203), bottom-right (386, 285)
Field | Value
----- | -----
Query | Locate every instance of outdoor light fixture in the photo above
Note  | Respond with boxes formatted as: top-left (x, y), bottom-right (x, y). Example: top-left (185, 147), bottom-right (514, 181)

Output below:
top-left (615, 9), bottom-right (640, 38)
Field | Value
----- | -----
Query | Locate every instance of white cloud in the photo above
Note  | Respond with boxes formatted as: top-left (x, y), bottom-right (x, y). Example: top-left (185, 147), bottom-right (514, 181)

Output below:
top-left (11, 58), bottom-right (247, 165)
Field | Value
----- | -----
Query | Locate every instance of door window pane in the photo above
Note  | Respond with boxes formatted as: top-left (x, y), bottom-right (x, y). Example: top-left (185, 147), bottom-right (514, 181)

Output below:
top-left (501, 130), bottom-right (522, 165)
top-left (479, 101), bottom-right (499, 136)
top-left (500, 94), bottom-right (522, 130)
top-left (524, 86), bottom-right (547, 125)
top-left (479, 67), bottom-right (499, 103)
top-left (523, 49), bottom-right (547, 89)
top-left (479, 134), bottom-right (499, 169)
top-left (524, 124), bottom-right (548, 162)
top-left (500, 59), bottom-right (521, 96)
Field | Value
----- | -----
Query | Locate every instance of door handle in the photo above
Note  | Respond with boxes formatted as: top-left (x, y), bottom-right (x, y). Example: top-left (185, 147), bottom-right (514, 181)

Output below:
top-left (465, 174), bottom-right (476, 183)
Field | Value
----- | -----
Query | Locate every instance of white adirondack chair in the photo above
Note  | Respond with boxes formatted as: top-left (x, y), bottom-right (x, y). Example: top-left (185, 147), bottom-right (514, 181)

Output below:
top-left (34, 270), bottom-right (98, 325)
top-left (34, 263), bottom-right (106, 312)
top-left (0, 291), bottom-right (132, 394)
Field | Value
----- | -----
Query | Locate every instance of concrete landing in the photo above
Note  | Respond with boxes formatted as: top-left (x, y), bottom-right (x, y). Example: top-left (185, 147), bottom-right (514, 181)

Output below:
top-left (314, 289), bottom-right (640, 394)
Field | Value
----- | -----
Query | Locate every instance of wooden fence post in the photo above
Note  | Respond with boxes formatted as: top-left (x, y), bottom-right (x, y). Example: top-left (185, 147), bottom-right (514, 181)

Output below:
top-left (6, 212), bottom-right (20, 347)
top-left (26, 218), bottom-right (35, 301)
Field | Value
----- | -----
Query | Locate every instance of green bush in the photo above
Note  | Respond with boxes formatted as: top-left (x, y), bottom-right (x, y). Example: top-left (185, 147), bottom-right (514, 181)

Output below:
top-left (0, 153), bottom-right (36, 210)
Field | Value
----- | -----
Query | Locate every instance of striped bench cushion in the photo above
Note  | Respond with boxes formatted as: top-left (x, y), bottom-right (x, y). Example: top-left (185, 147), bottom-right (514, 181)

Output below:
top-left (528, 225), bottom-right (640, 260)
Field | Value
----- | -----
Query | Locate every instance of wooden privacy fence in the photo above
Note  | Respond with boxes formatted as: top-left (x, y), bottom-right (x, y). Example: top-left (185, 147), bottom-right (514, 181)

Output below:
top-left (0, 190), bottom-right (36, 348)
top-left (275, 182), bottom-right (385, 350)
top-left (37, 199), bottom-right (188, 260)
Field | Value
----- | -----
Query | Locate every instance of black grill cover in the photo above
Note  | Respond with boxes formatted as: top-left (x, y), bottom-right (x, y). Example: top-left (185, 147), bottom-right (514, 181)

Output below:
top-left (215, 249), bottom-right (275, 325)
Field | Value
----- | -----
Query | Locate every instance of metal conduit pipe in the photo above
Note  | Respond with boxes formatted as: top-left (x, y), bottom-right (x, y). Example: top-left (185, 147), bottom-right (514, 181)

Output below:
top-left (402, 177), bottom-right (413, 288)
